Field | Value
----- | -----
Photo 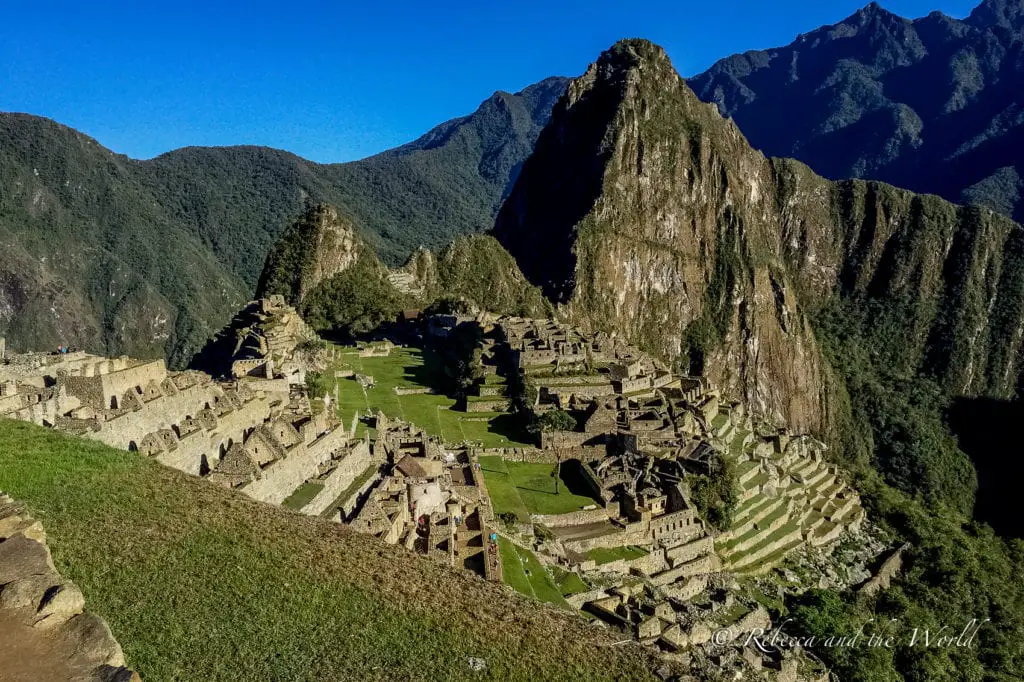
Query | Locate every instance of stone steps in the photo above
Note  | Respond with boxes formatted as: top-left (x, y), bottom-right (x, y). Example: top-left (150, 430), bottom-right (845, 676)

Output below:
top-left (726, 496), bottom-right (788, 542)
top-left (730, 495), bottom-right (775, 530)
top-left (789, 457), bottom-right (819, 479)
top-left (808, 520), bottom-right (843, 547)
top-left (735, 536), bottom-right (805, 576)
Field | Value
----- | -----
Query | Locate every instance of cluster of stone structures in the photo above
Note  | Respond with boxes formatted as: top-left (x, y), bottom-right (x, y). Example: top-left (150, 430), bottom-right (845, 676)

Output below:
top-left (347, 411), bottom-right (500, 581)
top-left (195, 295), bottom-right (323, 385)
top-left (0, 307), bottom-right (874, 680)
top-left (499, 317), bottom-right (676, 408)
top-left (451, 316), bottom-right (868, 677)
top-left (0, 300), bottom-right (374, 516)
top-left (0, 494), bottom-right (139, 681)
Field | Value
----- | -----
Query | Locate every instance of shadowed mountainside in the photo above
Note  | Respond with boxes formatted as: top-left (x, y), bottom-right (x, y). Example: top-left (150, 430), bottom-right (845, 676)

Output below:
top-left (0, 77), bottom-right (568, 366)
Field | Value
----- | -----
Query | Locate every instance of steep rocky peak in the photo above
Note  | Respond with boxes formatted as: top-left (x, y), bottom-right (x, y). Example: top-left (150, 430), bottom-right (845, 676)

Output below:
top-left (255, 203), bottom-right (364, 306)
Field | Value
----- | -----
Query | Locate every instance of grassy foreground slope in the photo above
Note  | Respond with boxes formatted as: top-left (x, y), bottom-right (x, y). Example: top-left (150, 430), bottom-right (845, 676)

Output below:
top-left (0, 420), bottom-right (657, 681)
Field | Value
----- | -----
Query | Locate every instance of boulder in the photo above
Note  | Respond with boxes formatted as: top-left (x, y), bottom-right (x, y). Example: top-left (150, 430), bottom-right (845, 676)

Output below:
top-left (55, 613), bottom-right (126, 668)
top-left (0, 533), bottom-right (55, 581)
top-left (33, 582), bottom-right (86, 629)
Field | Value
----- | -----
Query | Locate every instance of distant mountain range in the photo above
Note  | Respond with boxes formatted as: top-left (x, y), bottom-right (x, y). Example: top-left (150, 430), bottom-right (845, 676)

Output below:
top-left (2, 0), bottom-right (1023, 369)
top-left (688, 0), bottom-right (1024, 222)
top-left (0, 77), bottom-right (567, 364)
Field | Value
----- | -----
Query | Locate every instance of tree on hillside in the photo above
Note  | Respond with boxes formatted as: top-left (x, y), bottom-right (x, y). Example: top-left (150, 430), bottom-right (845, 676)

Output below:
top-left (528, 409), bottom-right (576, 441)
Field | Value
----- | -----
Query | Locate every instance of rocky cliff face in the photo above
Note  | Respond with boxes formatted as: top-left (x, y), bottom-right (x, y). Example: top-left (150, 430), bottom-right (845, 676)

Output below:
top-left (397, 235), bottom-right (549, 317)
top-left (495, 39), bottom-right (1024, 436)
top-left (256, 204), bottom-right (363, 306)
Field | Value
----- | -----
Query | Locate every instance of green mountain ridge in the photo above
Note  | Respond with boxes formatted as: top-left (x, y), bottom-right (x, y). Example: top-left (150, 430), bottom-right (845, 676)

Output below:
top-left (0, 76), bottom-right (568, 365)
top-left (254, 203), bottom-right (548, 339)
top-left (688, 0), bottom-right (1024, 223)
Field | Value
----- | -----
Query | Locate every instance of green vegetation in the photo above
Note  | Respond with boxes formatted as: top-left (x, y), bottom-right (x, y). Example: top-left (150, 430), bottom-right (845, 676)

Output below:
top-left (301, 255), bottom-right (410, 338)
top-left (689, 8), bottom-right (1024, 225)
top-left (496, 536), bottom-right (570, 609)
top-left (433, 322), bottom-right (484, 399)
top-left (427, 235), bottom-right (551, 317)
top-left (329, 346), bottom-right (530, 449)
top-left (780, 478), bottom-right (1024, 682)
top-left (507, 461), bottom-right (602, 515)
top-left (0, 115), bottom-right (247, 367)
top-left (0, 419), bottom-right (657, 681)
top-left (528, 409), bottom-right (577, 439)
top-left (478, 456), bottom-right (601, 517)
top-left (551, 567), bottom-right (590, 597)
top-left (688, 451), bottom-right (739, 531)
top-left (769, 300), bottom-right (1024, 681)
top-left (586, 546), bottom-right (648, 565)
top-left (0, 78), bottom-right (567, 365)
top-left (816, 299), bottom-right (978, 515)
top-left (305, 370), bottom-right (331, 400)
top-left (281, 481), bottom-right (324, 511)
top-left (478, 457), bottom-right (532, 524)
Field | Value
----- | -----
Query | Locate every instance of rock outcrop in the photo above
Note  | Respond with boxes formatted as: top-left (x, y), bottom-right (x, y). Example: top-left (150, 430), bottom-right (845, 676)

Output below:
top-left (0, 494), bottom-right (139, 681)
top-left (495, 39), bottom-right (1024, 436)
top-left (256, 204), bottom-right (364, 306)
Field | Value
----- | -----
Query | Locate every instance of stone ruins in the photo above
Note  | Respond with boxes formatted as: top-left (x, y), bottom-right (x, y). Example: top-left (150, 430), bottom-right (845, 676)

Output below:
top-left (0, 299), bottom-right (375, 515)
top-left (0, 306), bottom-right (877, 680)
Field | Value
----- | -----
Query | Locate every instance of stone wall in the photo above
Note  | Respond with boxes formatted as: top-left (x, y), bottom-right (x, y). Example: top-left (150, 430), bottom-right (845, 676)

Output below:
top-left (64, 359), bottom-right (167, 410)
top-left (540, 430), bottom-right (605, 449)
top-left (394, 386), bottom-right (435, 396)
top-left (651, 553), bottom-right (720, 586)
top-left (565, 525), bottom-right (651, 553)
top-left (625, 547), bottom-right (669, 576)
top-left (649, 509), bottom-right (701, 543)
top-left (860, 543), bottom-right (910, 597)
top-left (242, 443), bottom-right (333, 505)
top-left (666, 536), bottom-right (715, 565)
top-left (154, 393), bottom-right (278, 476)
top-left (301, 441), bottom-right (374, 516)
top-left (87, 382), bottom-right (221, 451)
top-left (543, 383), bottom-right (615, 401)
top-left (532, 507), bottom-right (610, 528)
top-left (466, 399), bottom-right (506, 413)
top-left (336, 466), bottom-right (384, 521)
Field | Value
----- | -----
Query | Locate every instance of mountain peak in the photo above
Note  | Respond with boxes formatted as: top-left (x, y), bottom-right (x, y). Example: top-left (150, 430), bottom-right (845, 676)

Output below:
top-left (967, 0), bottom-right (1024, 30)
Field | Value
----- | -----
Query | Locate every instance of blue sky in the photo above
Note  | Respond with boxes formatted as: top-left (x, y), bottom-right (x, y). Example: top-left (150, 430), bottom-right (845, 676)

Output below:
top-left (1, 0), bottom-right (979, 163)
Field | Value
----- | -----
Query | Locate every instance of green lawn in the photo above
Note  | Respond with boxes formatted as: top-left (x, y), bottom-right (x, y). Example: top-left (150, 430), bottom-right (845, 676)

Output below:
top-left (478, 457), bottom-right (601, 518)
top-left (506, 462), bottom-right (602, 515)
top-left (551, 567), bottom-right (590, 597)
top-left (330, 346), bottom-right (530, 449)
top-left (586, 546), bottom-right (649, 565)
top-left (496, 536), bottom-right (569, 609)
top-left (281, 481), bottom-right (324, 511)
top-left (0, 419), bottom-right (657, 681)
top-left (478, 456), bottom-right (532, 523)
